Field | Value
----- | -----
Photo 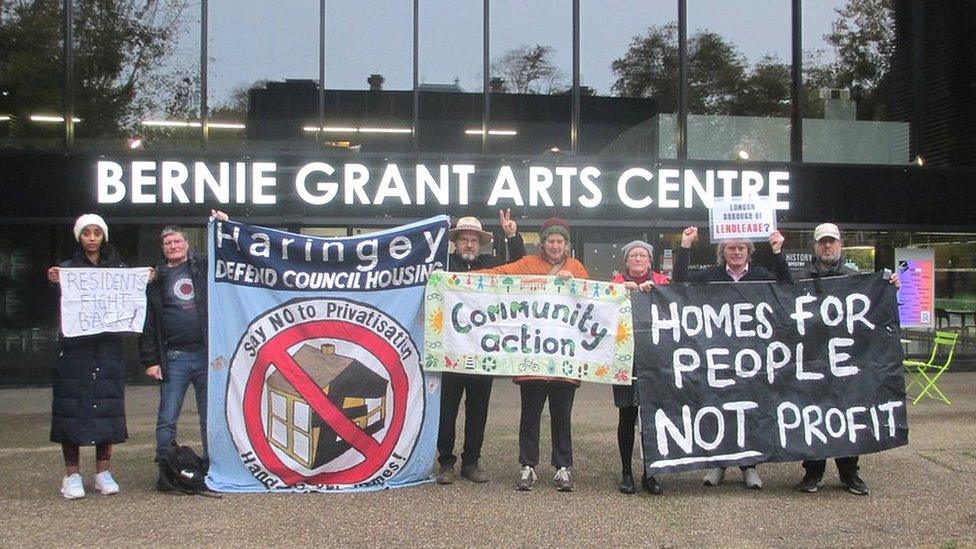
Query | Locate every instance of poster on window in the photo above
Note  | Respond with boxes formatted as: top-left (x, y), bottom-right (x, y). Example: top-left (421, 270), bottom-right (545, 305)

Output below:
top-left (895, 248), bottom-right (935, 328)
top-left (206, 216), bottom-right (449, 492)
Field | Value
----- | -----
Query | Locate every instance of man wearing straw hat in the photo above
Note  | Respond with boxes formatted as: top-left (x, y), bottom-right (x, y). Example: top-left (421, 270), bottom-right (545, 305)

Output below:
top-left (436, 209), bottom-right (525, 484)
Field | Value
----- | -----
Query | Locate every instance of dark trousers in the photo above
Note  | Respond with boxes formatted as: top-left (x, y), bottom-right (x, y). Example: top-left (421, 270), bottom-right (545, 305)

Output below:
top-left (617, 406), bottom-right (639, 476)
top-left (518, 381), bottom-right (577, 469)
top-left (437, 373), bottom-right (493, 466)
top-left (803, 456), bottom-right (860, 480)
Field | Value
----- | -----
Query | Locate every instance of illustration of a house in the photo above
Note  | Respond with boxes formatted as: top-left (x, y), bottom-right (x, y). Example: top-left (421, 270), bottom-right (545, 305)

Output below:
top-left (266, 343), bottom-right (388, 469)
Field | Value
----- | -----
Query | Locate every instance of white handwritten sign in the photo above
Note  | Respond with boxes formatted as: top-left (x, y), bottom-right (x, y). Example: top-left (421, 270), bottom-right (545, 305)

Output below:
top-left (708, 196), bottom-right (777, 241)
top-left (59, 267), bottom-right (151, 337)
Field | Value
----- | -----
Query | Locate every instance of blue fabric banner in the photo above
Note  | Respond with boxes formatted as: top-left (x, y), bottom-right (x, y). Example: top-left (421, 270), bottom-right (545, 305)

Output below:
top-left (206, 216), bottom-right (449, 492)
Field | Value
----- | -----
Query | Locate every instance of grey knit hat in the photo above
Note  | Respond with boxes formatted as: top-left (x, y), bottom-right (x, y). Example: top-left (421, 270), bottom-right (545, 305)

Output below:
top-left (621, 240), bottom-right (653, 260)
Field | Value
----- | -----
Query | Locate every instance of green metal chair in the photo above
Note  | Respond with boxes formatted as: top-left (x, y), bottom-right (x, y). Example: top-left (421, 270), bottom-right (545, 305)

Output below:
top-left (903, 331), bottom-right (958, 404)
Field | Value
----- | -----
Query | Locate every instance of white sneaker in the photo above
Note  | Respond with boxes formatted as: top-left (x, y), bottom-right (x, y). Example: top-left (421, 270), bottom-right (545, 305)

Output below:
top-left (516, 465), bottom-right (537, 491)
top-left (553, 467), bottom-right (574, 492)
top-left (702, 467), bottom-right (725, 487)
top-left (93, 470), bottom-right (120, 495)
top-left (743, 467), bottom-right (763, 490)
top-left (61, 473), bottom-right (85, 499)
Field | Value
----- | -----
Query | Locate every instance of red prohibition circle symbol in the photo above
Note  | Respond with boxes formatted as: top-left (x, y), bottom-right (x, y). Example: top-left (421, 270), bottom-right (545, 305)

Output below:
top-left (242, 320), bottom-right (408, 485)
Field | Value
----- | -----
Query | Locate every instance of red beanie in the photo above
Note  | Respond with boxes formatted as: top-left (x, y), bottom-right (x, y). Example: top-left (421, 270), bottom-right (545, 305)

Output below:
top-left (539, 218), bottom-right (570, 241)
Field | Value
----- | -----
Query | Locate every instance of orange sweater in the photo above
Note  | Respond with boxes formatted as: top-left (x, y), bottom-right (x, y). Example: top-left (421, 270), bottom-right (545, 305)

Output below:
top-left (475, 254), bottom-right (589, 385)
top-left (477, 254), bottom-right (589, 279)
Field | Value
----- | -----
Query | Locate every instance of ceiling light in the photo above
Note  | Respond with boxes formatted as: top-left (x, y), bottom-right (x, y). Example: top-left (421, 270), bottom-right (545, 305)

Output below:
top-left (465, 128), bottom-right (517, 136)
top-left (208, 122), bottom-right (245, 129)
top-left (30, 115), bottom-right (81, 123)
top-left (141, 120), bottom-right (200, 128)
top-left (358, 127), bottom-right (412, 134)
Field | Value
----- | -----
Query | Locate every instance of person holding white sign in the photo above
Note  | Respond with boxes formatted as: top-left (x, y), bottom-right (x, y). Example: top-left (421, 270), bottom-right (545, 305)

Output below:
top-left (477, 217), bottom-right (589, 492)
top-left (46, 214), bottom-right (135, 499)
top-left (611, 240), bottom-right (669, 495)
top-left (673, 226), bottom-right (793, 490)
top-left (795, 222), bottom-right (900, 496)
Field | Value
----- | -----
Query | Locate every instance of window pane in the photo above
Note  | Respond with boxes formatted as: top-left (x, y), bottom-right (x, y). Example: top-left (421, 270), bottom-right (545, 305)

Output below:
top-left (418, 1), bottom-right (482, 154)
top-left (68, 1), bottom-right (203, 151)
top-left (687, 0), bottom-right (792, 161)
top-left (0, 2), bottom-right (180, 149)
top-left (0, 0), bottom-right (63, 148)
top-left (308, 1), bottom-right (414, 154)
top-left (489, 0), bottom-right (572, 155)
top-left (580, 229), bottom-right (648, 282)
top-left (293, 399), bottom-right (310, 430)
top-left (211, 1), bottom-right (319, 152)
top-left (270, 417), bottom-right (288, 446)
top-left (802, 1), bottom-right (910, 165)
top-left (583, 1), bottom-right (675, 158)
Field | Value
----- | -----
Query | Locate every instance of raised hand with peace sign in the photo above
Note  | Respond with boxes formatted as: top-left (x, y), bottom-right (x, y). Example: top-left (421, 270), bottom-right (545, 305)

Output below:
top-left (498, 208), bottom-right (518, 238)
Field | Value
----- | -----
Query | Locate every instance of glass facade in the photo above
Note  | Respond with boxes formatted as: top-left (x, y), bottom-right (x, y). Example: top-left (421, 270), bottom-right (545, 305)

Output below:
top-left (1, 2), bottom-right (974, 384)
top-left (1, 1), bottom-right (952, 164)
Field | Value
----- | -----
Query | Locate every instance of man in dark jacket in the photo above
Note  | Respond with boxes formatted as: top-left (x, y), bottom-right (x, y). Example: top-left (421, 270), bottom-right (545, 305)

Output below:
top-left (436, 210), bottom-right (525, 484)
top-left (139, 225), bottom-right (209, 491)
top-left (795, 222), bottom-right (900, 496)
top-left (673, 225), bottom-right (792, 490)
top-left (673, 226), bottom-right (793, 284)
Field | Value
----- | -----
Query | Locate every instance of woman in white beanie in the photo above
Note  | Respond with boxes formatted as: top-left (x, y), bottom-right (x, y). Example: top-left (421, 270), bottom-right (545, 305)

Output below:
top-left (46, 214), bottom-right (129, 499)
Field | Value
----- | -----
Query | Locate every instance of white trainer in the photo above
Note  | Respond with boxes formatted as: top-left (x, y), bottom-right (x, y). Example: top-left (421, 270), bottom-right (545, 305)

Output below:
top-left (61, 473), bottom-right (85, 499)
top-left (743, 467), bottom-right (763, 490)
top-left (702, 467), bottom-right (725, 487)
top-left (553, 467), bottom-right (574, 492)
top-left (516, 465), bottom-right (537, 491)
top-left (94, 470), bottom-right (120, 495)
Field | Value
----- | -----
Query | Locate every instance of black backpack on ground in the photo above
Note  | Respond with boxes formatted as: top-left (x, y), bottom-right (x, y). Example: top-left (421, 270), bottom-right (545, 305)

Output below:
top-left (159, 443), bottom-right (220, 497)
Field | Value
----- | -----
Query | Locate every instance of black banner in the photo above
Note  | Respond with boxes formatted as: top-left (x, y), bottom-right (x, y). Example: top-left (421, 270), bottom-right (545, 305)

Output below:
top-left (635, 273), bottom-right (908, 474)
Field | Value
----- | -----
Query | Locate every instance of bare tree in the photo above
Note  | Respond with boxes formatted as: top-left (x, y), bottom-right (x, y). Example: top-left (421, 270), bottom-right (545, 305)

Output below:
top-left (491, 44), bottom-right (565, 94)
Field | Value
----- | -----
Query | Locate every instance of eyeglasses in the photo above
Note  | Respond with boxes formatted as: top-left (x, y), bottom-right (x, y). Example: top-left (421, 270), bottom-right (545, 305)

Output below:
top-left (627, 252), bottom-right (650, 258)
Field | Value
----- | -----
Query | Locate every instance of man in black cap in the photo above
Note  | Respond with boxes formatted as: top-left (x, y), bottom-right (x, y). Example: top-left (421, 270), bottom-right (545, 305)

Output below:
top-left (436, 209), bottom-right (524, 484)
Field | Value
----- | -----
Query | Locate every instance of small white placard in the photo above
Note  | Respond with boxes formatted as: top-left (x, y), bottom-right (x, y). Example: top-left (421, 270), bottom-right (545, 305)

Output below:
top-left (708, 196), bottom-right (777, 241)
top-left (59, 267), bottom-right (150, 337)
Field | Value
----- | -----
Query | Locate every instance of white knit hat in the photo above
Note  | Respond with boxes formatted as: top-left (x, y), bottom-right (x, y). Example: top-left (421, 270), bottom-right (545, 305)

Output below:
top-left (73, 214), bottom-right (109, 242)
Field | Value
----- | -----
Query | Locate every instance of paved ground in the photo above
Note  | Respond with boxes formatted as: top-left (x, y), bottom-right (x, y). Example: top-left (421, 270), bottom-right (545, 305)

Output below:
top-left (1, 374), bottom-right (975, 548)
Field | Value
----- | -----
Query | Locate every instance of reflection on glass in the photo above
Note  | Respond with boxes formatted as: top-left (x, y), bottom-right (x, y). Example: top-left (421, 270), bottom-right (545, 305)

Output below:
top-left (581, 229), bottom-right (647, 282)
top-left (801, 1), bottom-right (909, 164)
top-left (584, 1), bottom-right (675, 158)
top-left (301, 227), bottom-right (348, 237)
top-left (489, 0), bottom-right (572, 155)
top-left (684, 0), bottom-right (791, 161)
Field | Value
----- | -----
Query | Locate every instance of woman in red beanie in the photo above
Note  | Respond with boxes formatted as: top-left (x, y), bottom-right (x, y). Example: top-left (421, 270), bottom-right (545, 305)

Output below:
top-left (478, 218), bottom-right (588, 492)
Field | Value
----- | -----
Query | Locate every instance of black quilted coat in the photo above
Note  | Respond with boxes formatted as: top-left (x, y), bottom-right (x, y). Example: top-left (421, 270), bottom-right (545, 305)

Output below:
top-left (50, 246), bottom-right (129, 446)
